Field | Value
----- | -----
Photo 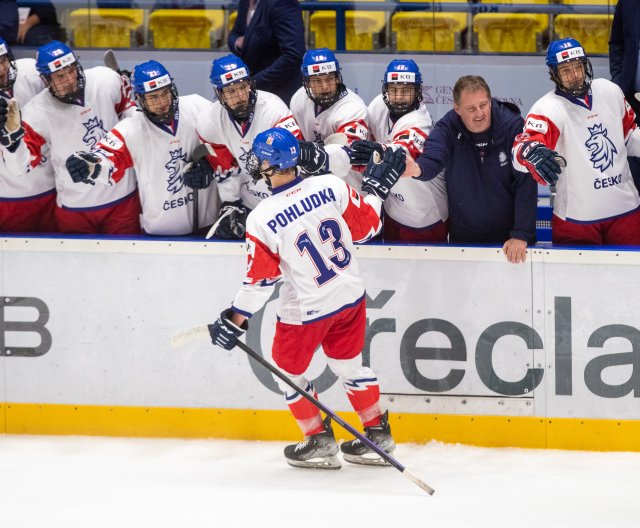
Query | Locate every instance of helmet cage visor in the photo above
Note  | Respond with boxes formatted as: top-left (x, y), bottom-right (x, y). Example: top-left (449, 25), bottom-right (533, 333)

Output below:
top-left (549, 57), bottom-right (593, 97)
top-left (217, 79), bottom-right (256, 121)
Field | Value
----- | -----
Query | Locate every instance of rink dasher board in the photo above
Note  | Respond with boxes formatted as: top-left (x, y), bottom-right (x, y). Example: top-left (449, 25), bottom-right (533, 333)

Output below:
top-left (1, 237), bottom-right (639, 452)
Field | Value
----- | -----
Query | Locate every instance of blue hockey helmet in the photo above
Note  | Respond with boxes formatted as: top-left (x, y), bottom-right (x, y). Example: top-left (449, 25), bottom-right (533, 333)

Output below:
top-left (246, 128), bottom-right (299, 187)
top-left (131, 60), bottom-right (179, 125)
top-left (545, 38), bottom-right (592, 97)
top-left (209, 54), bottom-right (256, 121)
top-left (35, 41), bottom-right (85, 103)
top-left (301, 48), bottom-right (344, 107)
top-left (382, 59), bottom-right (423, 117)
top-left (0, 37), bottom-right (17, 91)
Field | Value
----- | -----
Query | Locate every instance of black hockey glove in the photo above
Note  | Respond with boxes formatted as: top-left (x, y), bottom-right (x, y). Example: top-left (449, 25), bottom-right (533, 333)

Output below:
top-left (361, 148), bottom-right (406, 201)
top-left (66, 151), bottom-right (102, 185)
top-left (349, 140), bottom-right (384, 166)
top-left (520, 141), bottom-right (565, 186)
top-left (208, 308), bottom-right (248, 350)
top-left (210, 201), bottom-right (248, 240)
top-left (0, 98), bottom-right (25, 151)
top-left (183, 158), bottom-right (214, 189)
top-left (297, 141), bottom-right (328, 177)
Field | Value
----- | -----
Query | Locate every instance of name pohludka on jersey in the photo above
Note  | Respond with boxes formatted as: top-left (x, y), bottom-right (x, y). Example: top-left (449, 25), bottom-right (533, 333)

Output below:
top-left (266, 187), bottom-right (337, 234)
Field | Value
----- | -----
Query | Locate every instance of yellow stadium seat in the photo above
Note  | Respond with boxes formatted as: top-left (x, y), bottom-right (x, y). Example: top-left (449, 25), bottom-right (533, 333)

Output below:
top-left (309, 0), bottom-right (387, 51)
top-left (554, 0), bottom-right (616, 55)
top-left (148, 9), bottom-right (225, 49)
top-left (68, 8), bottom-right (144, 48)
top-left (473, 0), bottom-right (550, 53)
top-left (391, 0), bottom-right (468, 52)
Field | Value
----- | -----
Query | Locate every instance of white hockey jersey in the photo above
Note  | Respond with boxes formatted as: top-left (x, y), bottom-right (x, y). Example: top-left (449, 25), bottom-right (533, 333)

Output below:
top-left (196, 90), bottom-right (301, 210)
top-left (91, 94), bottom-right (220, 236)
top-left (290, 87), bottom-right (369, 191)
top-left (11, 66), bottom-right (137, 209)
top-left (513, 78), bottom-right (640, 222)
top-left (368, 95), bottom-right (448, 229)
top-left (0, 58), bottom-right (54, 200)
top-left (232, 174), bottom-right (382, 325)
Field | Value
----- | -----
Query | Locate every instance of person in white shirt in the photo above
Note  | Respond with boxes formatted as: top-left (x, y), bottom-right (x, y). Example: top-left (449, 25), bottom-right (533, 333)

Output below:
top-left (0, 36), bottom-right (55, 232)
top-left (65, 60), bottom-right (220, 236)
top-left (0, 41), bottom-right (140, 234)
top-left (207, 127), bottom-right (406, 469)
top-left (351, 59), bottom-right (448, 243)
top-left (185, 54), bottom-right (301, 239)
top-left (513, 38), bottom-right (640, 245)
top-left (290, 48), bottom-right (369, 192)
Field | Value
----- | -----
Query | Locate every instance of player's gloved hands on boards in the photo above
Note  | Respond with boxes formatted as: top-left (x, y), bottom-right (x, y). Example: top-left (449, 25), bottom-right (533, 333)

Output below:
top-left (361, 148), bottom-right (406, 200)
top-left (208, 308), bottom-right (248, 350)
top-left (210, 201), bottom-right (248, 240)
top-left (349, 140), bottom-right (384, 166)
top-left (0, 98), bottom-right (25, 151)
top-left (183, 158), bottom-right (214, 189)
top-left (520, 140), bottom-right (565, 186)
top-left (297, 141), bottom-right (328, 177)
top-left (66, 151), bottom-right (102, 185)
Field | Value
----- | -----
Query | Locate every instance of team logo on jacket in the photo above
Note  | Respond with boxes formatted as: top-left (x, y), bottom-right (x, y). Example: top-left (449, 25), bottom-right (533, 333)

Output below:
top-left (585, 124), bottom-right (617, 173)
top-left (82, 117), bottom-right (107, 149)
top-left (166, 148), bottom-right (188, 193)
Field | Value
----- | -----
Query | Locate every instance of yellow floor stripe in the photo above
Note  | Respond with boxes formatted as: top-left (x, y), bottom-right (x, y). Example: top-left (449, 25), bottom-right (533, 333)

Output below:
top-left (3, 403), bottom-right (640, 451)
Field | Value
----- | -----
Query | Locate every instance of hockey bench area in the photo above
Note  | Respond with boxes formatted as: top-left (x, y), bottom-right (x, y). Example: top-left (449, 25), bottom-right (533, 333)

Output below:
top-left (1, 235), bottom-right (639, 453)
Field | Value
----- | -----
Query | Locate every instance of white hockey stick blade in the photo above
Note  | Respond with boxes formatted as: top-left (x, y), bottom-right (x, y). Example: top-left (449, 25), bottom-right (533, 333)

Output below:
top-left (402, 468), bottom-right (435, 496)
top-left (323, 132), bottom-right (348, 146)
top-left (103, 49), bottom-right (120, 72)
top-left (170, 325), bottom-right (209, 348)
top-left (635, 92), bottom-right (640, 103)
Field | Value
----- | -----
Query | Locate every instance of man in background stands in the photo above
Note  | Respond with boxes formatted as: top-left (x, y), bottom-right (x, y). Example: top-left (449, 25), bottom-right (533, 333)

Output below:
top-left (228, 0), bottom-right (305, 105)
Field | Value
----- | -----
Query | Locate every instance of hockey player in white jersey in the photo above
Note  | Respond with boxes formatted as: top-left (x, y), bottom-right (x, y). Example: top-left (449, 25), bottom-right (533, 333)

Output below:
top-left (350, 59), bottom-right (448, 243)
top-left (186, 54), bottom-right (301, 240)
top-left (65, 60), bottom-right (220, 236)
top-left (513, 38), bottom-right (640, 245)
top-left (208, 128), bottom-right (406, 469)
top-left (0, 37), bottom-right (56, 232)
top-left (290, 48), bottom-right (369, 191)
top-left (0, 41), bottom-right (141, 234)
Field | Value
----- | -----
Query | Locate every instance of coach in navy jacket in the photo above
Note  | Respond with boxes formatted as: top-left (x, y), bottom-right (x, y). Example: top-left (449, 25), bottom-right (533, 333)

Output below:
top-left (0, 0), bottom-right (18, 44)
top-left (228, 0), bottom-right (305, 105)
top-left (410, 77), bottom-right (537, 258)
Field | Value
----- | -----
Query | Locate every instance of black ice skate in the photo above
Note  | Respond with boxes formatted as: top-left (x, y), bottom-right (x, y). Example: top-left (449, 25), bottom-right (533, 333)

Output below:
top-left (284, 416), bottom-right (341, 470)
top-left (340, 411), bottom-right (396, 466)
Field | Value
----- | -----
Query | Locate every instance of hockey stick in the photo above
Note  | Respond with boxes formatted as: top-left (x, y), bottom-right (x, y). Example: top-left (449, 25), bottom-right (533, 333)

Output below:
top-left (170, 325), bottom-right (435, 496)
top-left (103, 49), bottom-right (120, 73)
top-left (189, 144), bottom-right (212, 233)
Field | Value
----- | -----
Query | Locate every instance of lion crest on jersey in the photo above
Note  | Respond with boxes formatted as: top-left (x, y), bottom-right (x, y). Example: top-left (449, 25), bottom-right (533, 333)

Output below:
top-left (82, 117), bottom-right (107, 149)
top-left (585, 124), bottom-right (617, 173)
top-left (166, 148), bottom-right (188, 193)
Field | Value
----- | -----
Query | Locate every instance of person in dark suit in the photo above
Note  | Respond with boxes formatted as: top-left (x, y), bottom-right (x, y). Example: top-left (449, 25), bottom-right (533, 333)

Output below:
top-left (610, 0), bottom-right (640, 121)
top-left (228, 0), bottom-right (305, 105)
top-left (609, 0), bottom-right (640, 189)
top-left (0, 0), bottom-right (18, 44)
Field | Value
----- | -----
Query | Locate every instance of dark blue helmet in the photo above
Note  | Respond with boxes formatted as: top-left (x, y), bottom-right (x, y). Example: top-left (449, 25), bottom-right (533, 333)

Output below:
top-left (131, 60), bottom-right (179, 125)
top-left (35, 41), bottom-right (85, 103)
top-left (301, 48), bottom-right (344, 107)
top-left (545, 38), bottom-right (592, 97)
top-left (0, 37), bottom-right (17, 91)
top-left (209, 54), bottom-right (255, 121)
top-left (382, 59), bottom-right (423, 117)
top-left (246, 128), bottom-right (299, 186)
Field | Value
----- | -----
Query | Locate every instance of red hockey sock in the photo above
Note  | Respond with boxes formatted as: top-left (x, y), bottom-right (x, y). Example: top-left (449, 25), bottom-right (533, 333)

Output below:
top-left (287, 384), bottom-right (324, 436)
top-left (344, 379), bottom-right (382, 428)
